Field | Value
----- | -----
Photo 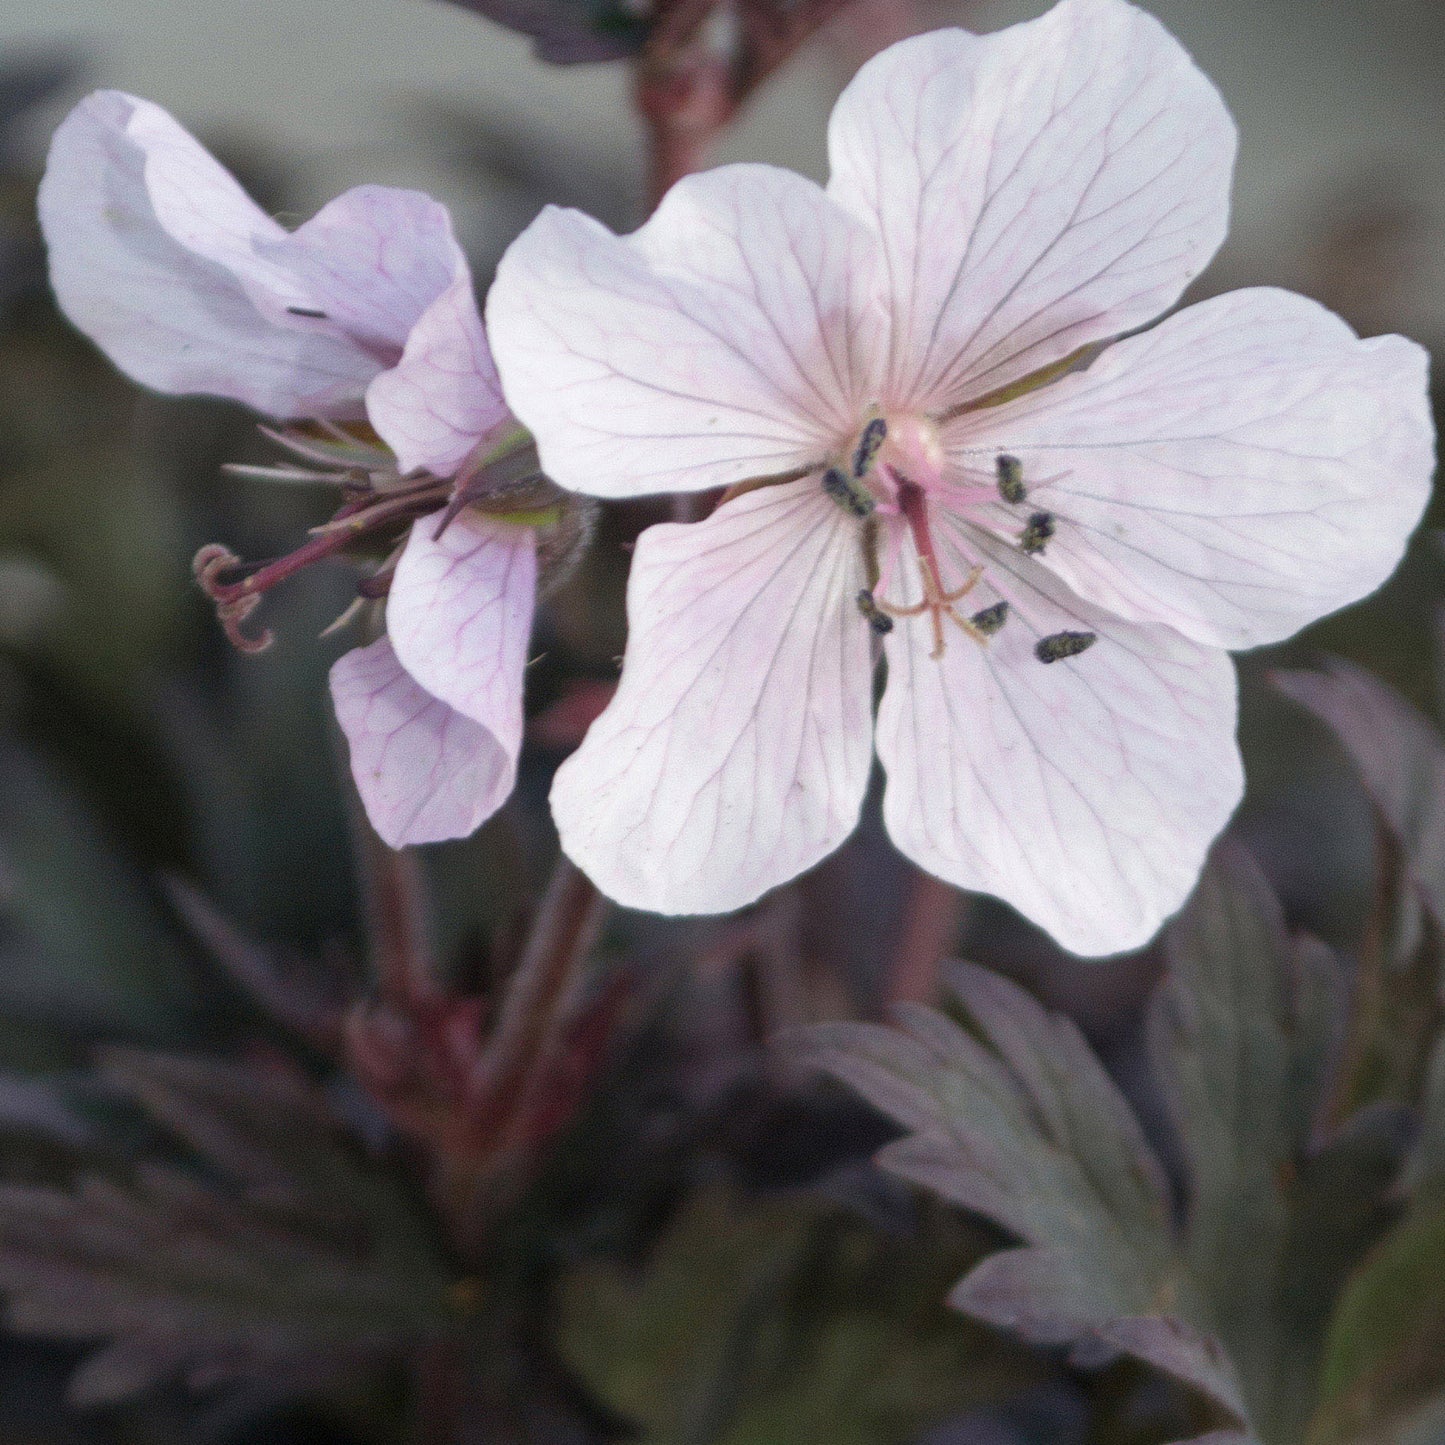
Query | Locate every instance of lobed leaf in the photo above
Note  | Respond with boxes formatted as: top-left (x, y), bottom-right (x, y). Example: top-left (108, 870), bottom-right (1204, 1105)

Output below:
top-left (1150, 845), bottom-right (1348, 1426)
top-left (791, 963), bottom-right (1256, 1432)
top-left (1274, 662), bottom-right (1445, 1109)
top-left (561, 1186), bottom-right (1036, 1445)
top-left (796, 843), bottom-right (1429, 1442)
top-left (1274, 661), bottom-right (1445, 930)
top-left (0, 1050), bottom-right (455, 1405)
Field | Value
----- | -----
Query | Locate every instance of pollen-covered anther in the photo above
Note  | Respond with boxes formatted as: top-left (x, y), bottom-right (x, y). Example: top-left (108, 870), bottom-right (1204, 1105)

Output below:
top-left (855, 588), bottom-right (894, 634)
top-left (822, 465), bottom-right (876, 518)
top-left (970, 600), bottom-right (1009, 636)
top-left (852, 417), bottom-right (888, 478)
top-left (995, 454), bottom-right (1026, 504)
top-left (1035, 630), bottom-right (1097, 663)
top-left (1019, 511), bottom-right (1056, 554)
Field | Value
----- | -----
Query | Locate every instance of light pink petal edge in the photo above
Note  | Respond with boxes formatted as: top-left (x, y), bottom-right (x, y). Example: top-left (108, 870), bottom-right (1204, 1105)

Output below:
top-left (330, 636), bottom-right (518, 848)
top-left (367, 272), bottom-right (512, 477)
top-left (827, 0), bottom-right (1236, 412)
top-left (39, 91), bottom-right (383, 417)
top-left (957, 287), bottom-right (1434, 649)
top-left (262, 185), bottom-right (468, 366)
top-left (876, 528), bottom-right (1242, 957)
top-left (550, 478), bottom-right (875, 911)
top-left (487, 164), bottom-right (888, 499)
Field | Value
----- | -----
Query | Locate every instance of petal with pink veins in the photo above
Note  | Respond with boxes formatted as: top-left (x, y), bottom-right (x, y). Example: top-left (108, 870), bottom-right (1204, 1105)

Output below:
top-left (367, 274), bottom-right (512, 477)
top-left (550, 478), bottom-right (875, 912)
top-left (261, 186), bottom-right (467, 364)
top-left (827, 0), bottom-right (1235, 412)
top-left (39, 93), bottom-right (462, 418)
top-left (330, 637), bottom-right (518, 848)
top-left (386, 509), bottom-right (535, 771)
top-left (876, 529), bottom-right (1241, 957)
top-left (967, 289), bottom-right (1433, 649)
top-left (487, 164), bottom-right (887, 499)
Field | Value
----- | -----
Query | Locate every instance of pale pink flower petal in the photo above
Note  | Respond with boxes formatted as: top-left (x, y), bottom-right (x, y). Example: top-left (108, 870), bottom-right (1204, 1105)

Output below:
top-left (956, 288), bottom-right (1434, 649)
top-left (386, 509), bottom-right (535, 770)
top-left (263, 186), bottom-right (466, 363)
top-left (827, 0), bottom-right (1236, 411)
top-left (367, 274), bottom-right (511, 476)
top-left (330, 637), bottom-right (517, 848)
top-left (550, 479), bottom-right (875, 912)
top-left (486, 164), bottom-right (887, 498)
top-left (876, 530), bottom-right (1242, 957)
top-left (39, 93), bottom-right (463, 419)
top-left (40, 92), bottom-right (375, 415)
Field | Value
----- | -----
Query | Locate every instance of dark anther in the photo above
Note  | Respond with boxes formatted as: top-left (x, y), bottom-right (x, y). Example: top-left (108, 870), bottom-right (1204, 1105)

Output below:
top-left (822, 466), bottom-right (875, 518)
top-left (286, 305), bottom-right (329, 318)
top-left (1035, 630), bottom-right (1096, 663)
top-left (1019, 511), bottom-right (1055, 554)
top-left (852, 418), bottom-right (888, 478)
top-left (995, 454), bottom-right (1026, 504)
top-left (856, 589), bottom-right (894, 634)
top-left (970, 601), bottom-right (1009, 636)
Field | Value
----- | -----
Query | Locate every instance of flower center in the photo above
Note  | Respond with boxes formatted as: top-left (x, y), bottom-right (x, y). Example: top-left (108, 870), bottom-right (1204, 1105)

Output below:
top-left (821, 413), bottom-right (1094, 666)
top-left (822, 412), bottom-right (985, 659)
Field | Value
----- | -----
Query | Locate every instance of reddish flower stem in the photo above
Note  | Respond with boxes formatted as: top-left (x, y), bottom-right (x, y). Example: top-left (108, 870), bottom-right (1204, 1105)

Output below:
top-left (637, 0), bottom-right (858, 212)
top-left (355, 819), bottom-right (438, 1007)
top-left (885, 867), bottom-right (968, 1007)
top-left (474, 854), bottom-right (606, 1111)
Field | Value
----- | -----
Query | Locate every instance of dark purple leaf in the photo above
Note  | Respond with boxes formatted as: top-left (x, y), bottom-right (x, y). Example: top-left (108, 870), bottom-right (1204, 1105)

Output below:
top-left (1273, 660), bottom-right (1445, 1108)
top-left (1406, 1037), bottom-right (1445, 1196)
top-left (1153, 845), bottom-right (1409, 1443)
top-left (1095, 1316), bottom-right (1247, 1425)
top-left (162, 877), bottom-right (348, 1051)
top-left (791, 964), bottom-right (1248, 1428)
top-left (0, 1051), bottom-right (454, 1406)
top-left (1274, 660), bottom-right (1445, 928)
top-left (434, 0), bottom-right (646, 64)
top-left (0, 1071), bottom-right (97, 1149)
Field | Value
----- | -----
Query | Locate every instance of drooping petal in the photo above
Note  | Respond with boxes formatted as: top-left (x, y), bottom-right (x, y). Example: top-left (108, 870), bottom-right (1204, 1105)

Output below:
top-left (964, 289), bottom-right (1433, 649)
top-left (366, 274), bottom-right (512, 476)
top-left (261, 186), bottom-right (467, 363)
top-left (386, 509), bottom-right (535, 773)
top-left (330, 637), bottom-right (517, 848)
top-left (550, 478), bottom-right (875, 912)
top-left (875, 529), bottom-right (1241, 957)
top-left (39, 92), bottom-right (383, 416)
top-left (487, 165), bottom-right (887, 499)
top-left (827, 0), bottom-right (1236, 412)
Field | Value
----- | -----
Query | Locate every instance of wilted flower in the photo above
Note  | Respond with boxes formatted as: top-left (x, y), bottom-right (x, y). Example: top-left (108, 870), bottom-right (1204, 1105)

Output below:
top-left (488, 0), bottom-right (1435, 953)
top-left (39, 91), bottom-right (555, 847)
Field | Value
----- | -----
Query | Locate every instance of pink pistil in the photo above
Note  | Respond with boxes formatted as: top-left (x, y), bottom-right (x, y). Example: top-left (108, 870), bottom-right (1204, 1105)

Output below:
top-left (875, 469), bottom-right (984, 658)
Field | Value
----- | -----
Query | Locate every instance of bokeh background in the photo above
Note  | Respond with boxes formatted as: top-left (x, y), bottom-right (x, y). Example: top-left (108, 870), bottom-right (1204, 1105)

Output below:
top-left (0, 0), bottom-right (1440, 1441)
